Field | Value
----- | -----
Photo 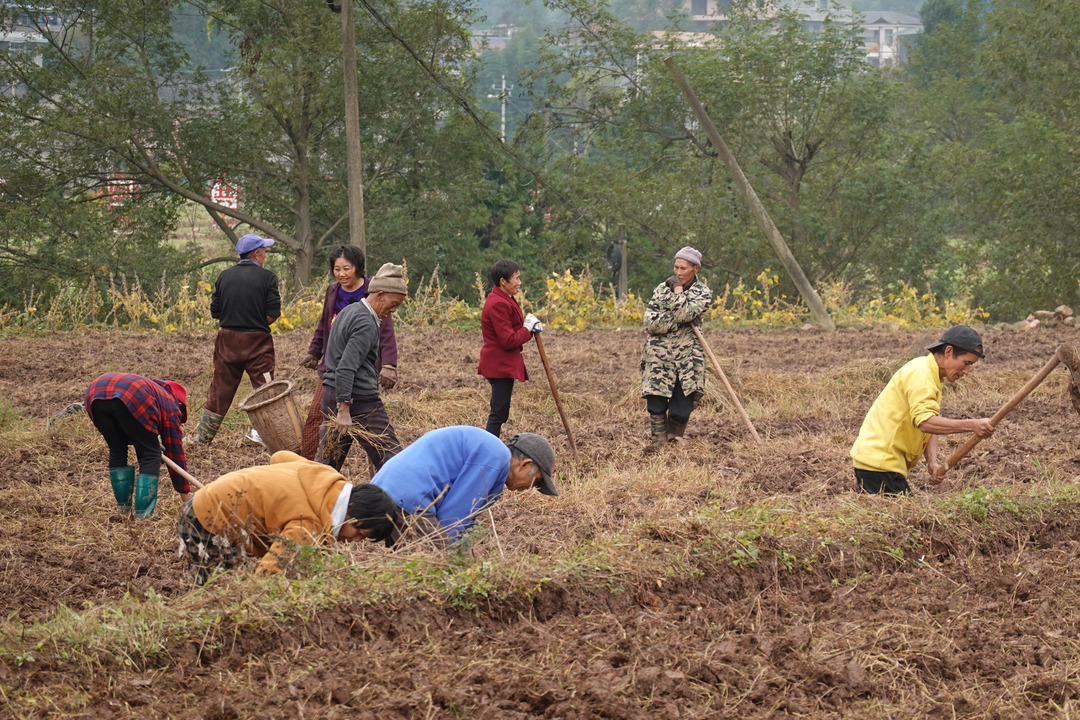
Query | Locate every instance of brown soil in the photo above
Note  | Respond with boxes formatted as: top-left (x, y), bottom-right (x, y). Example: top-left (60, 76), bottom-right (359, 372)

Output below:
top-left (2, 325), bottom-right (1080, 718)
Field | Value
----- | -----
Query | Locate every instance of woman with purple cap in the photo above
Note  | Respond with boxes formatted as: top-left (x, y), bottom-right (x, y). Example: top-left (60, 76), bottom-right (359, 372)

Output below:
top-left (188, 233), bottom-right (281, 446)
top-left (639, 246), bottom-right (712, 451)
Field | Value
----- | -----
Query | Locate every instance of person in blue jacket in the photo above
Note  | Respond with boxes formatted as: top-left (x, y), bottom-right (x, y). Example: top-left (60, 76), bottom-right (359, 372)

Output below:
top-left (371, 425), bottom-right (558, 548)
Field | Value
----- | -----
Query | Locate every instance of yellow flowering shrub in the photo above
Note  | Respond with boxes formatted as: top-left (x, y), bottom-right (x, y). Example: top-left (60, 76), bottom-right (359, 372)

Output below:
top-left (707, 270), bottom-right (807, 326)
top-left (818, 280), bottom-right (989, 327)
top-left (396, 266), bottom-right (481, 330)
top-left (542, 269), bottom-right (644, 331)
top-left (0, 266), bottom-right (991, 334)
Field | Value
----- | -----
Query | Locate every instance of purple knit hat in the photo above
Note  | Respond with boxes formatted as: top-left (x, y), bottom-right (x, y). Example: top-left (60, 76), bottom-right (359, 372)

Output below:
top-left (675, 246), bottom-right (702, 266)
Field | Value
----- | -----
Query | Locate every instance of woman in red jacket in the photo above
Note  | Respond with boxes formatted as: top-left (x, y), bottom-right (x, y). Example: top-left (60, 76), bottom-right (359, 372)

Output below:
top-left (478, 259), bottom-right (542, 437)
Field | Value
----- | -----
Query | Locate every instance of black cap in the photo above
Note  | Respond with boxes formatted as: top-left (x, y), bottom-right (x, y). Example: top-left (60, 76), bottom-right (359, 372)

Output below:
top-left (506, 433), bottom-right (558, 496)
top-left (926, 325), bottom-right (984, 358)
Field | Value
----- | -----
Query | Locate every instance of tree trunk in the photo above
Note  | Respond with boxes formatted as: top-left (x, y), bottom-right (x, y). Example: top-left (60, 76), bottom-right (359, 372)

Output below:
top-left (293, 138), bottom-right (314, 290)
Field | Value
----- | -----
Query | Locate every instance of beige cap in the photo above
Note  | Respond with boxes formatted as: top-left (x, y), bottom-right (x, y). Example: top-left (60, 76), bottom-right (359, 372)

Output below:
top-left (368, 262), bottom-right (407, 295)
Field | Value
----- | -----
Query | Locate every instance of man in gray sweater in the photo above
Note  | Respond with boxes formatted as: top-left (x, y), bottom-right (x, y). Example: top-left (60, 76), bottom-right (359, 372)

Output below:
top-left (316, 263), bottom-right (408, 472)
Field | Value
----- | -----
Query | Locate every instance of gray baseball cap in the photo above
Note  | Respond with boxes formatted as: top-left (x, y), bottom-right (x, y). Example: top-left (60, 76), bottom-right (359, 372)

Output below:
top-left (506, 433), bottom-right (558, 496)
top-left (926, 325), bottom-right (984, 358)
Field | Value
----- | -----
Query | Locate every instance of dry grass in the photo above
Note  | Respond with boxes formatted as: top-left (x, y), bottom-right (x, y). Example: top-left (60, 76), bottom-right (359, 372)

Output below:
top-left (3, 327), bottom-right (1080, 718)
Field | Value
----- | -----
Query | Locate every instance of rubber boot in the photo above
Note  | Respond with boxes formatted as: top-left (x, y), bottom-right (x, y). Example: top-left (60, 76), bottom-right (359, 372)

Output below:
top-left (645, 414), bottom-right (668, 454)
top-left (134, 473), bottom-right (158, 520)
top-left (667, 418), bottom-right (688, 445)
top-left (187, 409), bottom-right (225, 446)
top-left (109, 465), bottom-right (135, 513)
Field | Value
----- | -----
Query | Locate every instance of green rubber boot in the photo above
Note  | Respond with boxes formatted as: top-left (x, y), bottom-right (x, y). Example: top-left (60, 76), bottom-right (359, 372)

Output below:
top-left (109, 466), bottom-right (135, 513)
top-left (134, 473), bottom-right (158, 520)
top-left (187, 409), bottom-right (225, 446)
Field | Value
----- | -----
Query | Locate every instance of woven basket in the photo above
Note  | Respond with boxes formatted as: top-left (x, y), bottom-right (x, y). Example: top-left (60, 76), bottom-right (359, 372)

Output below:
top-left (238, 379), bottom-right (303, 454)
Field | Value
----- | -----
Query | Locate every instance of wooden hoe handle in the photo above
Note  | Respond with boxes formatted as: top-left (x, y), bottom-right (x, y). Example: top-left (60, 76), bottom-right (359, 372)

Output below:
top-left (160, 446), bottom-right (205, 490)
top-left (691, 326), bottom-right (762, 444)
top-left (942, 350), bottom-right (1063, 473)
top-left (534, 332), bottom-right (579, 462)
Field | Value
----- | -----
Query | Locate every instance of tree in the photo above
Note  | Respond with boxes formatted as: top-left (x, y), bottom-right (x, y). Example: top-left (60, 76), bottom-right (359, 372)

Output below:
top-left (897, 0), bottom-right (1080, 317)
top-left (0, 0), bottom-right (486, 292)
top-left (514, 0), bottom-right (908, 298)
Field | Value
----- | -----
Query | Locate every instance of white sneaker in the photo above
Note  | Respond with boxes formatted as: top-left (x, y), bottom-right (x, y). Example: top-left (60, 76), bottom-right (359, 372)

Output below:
top-left (244, 428), bottom-right (268, 448)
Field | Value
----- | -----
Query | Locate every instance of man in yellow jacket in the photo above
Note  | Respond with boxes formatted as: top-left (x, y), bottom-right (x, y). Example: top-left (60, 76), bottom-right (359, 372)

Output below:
top-left (178, 451), bottom-right (401, 584)
top-left (850, 325), bottom-right (995, 495)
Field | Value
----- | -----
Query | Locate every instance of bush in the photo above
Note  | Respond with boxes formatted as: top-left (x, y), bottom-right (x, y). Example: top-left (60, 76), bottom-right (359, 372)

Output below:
top-left (542, 269), bottom-right (644, 332)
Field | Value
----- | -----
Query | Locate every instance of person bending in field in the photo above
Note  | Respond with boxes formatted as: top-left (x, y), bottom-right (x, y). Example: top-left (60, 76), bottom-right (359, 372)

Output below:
top-left (85, 373), bottom-right (190, 519)
top-left (178, 451), bottom-right (401, 585)
top-left (315, 262), bottom-right (408, 472)
top-left (850, 325), bottom-right (995, 495)
top-left (371, 425), bottom-right (557, 549)
top-left (298, 245), bottom-right (399, 459)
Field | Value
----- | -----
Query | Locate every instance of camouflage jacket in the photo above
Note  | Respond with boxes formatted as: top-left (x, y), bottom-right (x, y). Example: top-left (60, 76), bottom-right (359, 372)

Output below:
top-left (639, 278), bottom-right (712, 398)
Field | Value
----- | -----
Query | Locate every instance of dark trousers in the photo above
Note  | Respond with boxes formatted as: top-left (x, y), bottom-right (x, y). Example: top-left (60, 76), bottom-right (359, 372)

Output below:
top-left (645, 381), bottom-right (699, 424)
top-left (89, 398), bottom-right (161, 475)
top-left (315, 386), bottom-right (402, 472)
top-left (485, 378), bottom-right (515, 438)
top-left (300, 382), bottom-right (325, 460)
top-left (205, 328), bottom-right (275, 415)
top-left (854, 468), bottom-right (911, 495)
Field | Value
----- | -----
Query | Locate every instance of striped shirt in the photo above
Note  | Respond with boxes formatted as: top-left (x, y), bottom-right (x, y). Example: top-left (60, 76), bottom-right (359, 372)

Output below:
top-left (84, 373), bottom-right (189, 492)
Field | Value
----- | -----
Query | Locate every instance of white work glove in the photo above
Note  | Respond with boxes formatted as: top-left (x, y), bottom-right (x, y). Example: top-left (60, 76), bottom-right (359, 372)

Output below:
top-left (524, 313), bottom-right (543, 333)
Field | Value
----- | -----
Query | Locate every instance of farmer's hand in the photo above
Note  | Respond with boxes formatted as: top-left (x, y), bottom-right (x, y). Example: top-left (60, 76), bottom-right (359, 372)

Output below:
top-left (300, 353), bottom-right (320, 370)
top-left (971, 418), bottom-right (995, 438)
top-left (664, 275), bottom-right (683, 292)
top-left (524, 313), bottom-right (543, 333)
top-left (378, 365), bottom-right (398, 392)
top-left (335, 404), bottom-right (353, 436)
top-left (681, 315), bottom-right (702, 328)
top-left (927, 462), bottom-right (946, 485)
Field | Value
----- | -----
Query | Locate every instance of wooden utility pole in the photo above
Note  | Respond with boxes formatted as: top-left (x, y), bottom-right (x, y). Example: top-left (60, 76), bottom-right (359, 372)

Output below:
top-left (664, 57), bottom-right (835, 331)
top-left (617, 223), bottom-right (628, 300)
top-left (341, 0), bottom-right (367, 263)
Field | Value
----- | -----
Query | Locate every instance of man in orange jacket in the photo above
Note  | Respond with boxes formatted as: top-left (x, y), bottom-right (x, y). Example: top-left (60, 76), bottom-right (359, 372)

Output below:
top-left (178, 451), bottom-right (401, 584)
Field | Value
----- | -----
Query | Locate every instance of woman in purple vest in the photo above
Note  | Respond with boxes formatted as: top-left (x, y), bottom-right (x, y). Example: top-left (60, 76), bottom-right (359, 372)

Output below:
top-left (299, 245), bottom-right (398, 458)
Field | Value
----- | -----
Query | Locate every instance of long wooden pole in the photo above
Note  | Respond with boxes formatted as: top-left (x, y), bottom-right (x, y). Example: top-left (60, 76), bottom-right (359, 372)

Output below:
top-left (617, 223), bottom-right (627, 301)
top-left (664, 57), bottom-right (835, 331)
top-left (941, 349), bottom-right (1062, 473)
top-left (691, 325), bottom-right (762, 444)
top-left (160, 448), bottom-right (205, 490)
top-left (533, 333), bottom-right (579, 461)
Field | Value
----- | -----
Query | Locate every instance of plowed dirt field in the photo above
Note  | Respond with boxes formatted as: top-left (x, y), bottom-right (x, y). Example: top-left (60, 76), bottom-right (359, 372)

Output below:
top-left (2, 325), bottom-right (1079, 718)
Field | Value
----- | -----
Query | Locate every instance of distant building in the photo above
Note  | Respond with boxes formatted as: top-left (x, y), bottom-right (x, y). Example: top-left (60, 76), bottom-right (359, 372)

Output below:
top-left (860, 11), bottom-right (922, 67)
top-left (681, 0), bottom-right (923, 67)
top-left (0, 5), bottom-right (61, 61)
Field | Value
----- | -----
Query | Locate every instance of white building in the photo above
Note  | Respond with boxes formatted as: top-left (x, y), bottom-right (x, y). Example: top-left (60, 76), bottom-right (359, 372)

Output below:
top-left (683, 1), bottom-right (923, 67)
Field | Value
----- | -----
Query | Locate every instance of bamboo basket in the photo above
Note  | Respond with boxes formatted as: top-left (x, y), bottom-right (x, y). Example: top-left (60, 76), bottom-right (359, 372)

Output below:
top-left (238, 379), bottom-right (304, 453)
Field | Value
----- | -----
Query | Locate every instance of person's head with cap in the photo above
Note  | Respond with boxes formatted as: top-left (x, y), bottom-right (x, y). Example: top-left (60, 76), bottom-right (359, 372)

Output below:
top-left (366, 262), bottom-right (408, 319)
top-left (236, 233), bottom-right (275, 266)
top-left (673, 246), bottom-right (702, 287)
top-left (927, 325), bottom-right (985, 383)
top-left (152, 378), bottom-right (187, 423)
top-left (504, 432), bottom-right (558, 496)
